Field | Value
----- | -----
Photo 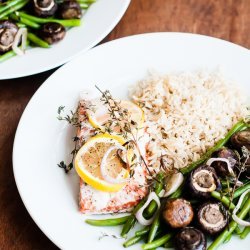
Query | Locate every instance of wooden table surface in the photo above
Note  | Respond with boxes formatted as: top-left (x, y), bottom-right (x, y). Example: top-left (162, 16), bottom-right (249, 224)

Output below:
top-left (0, 0), bottom-right (250, 249)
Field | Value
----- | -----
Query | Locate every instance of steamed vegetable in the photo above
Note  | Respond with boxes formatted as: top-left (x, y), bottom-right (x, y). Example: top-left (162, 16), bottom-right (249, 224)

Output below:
top-left (85, 215), bottom-right (130, 226)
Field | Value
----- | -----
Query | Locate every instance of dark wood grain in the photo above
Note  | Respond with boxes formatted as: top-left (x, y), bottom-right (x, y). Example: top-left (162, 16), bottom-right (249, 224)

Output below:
top-left (0, 0), bottom-right (249, 249)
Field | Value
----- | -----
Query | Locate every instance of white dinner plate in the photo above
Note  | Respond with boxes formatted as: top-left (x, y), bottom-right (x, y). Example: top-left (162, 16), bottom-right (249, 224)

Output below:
top-left (13, 33), bottom-right (250, 249)
top-left (0, 0), bottom-right (130, 80)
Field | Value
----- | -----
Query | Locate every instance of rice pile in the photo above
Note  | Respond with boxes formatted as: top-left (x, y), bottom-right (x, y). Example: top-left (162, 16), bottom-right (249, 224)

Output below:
top-left (130, 70), bottom-right (248, 171)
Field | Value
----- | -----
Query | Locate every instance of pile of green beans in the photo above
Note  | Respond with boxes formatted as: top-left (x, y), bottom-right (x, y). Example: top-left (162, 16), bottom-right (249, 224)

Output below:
top-left (0, 0), bottom-right (94, 63)
top-left (0, 0), bottom-right (28, 19)
top-left (84, 120), bottom-right (250, 249)
top-left (15, 11), bottom-right (81, 27)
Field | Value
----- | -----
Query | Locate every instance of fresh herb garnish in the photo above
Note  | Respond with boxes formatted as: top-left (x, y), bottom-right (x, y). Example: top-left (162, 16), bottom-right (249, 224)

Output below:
top-left (95, 85), bottom-right (159, 183)
top-left (57, 105), bottom-right (80, 173)
top-left (57, 105), bottom-right (80, 127)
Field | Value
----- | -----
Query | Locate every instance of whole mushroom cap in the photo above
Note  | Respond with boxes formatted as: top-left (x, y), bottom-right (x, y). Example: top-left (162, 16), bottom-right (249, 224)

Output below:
top-left (175, 227), bottom-right (206, 250)
top-left (39, 22), bottom-right (66, 44)
top-left (0, 20), bottom-right (19, 53)
top-left (162, 198), bottom-right (194, 228)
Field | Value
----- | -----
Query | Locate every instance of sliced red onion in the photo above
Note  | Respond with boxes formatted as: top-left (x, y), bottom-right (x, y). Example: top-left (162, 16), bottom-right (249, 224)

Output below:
top-left (232, 189), bottom-right (250, 226)
top-left (12, 28), bottom-right (27, 56)
top-left (235, 180), bottom-right (244, 187)
top-left (158, 189), bottom-right (165, 198)
top-left (163, 172), bottom-right (184, 197)
top-left (206, 158), bottom-right (235, 176)
top-left (135, 192), bottom-right (160, 226)
top-left (100, 145), bottom-right (129, 184)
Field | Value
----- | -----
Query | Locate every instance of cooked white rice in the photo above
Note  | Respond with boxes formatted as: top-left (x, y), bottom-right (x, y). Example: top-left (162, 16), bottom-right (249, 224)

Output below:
top-left (130, 70), bottom-right (248, 171)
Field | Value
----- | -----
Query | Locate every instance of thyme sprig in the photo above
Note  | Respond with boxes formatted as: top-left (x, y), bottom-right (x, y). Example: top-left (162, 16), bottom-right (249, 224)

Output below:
top-left (57, 105), bottom-right (80, 127)
top-left (95, 85), bottom-right (157, 181)
top-left (222, 146), bottom-right (250, 225)
top-left (57, 105), bottom-right (80, 173)
top-left (98, 231), bottom-right (123, 240)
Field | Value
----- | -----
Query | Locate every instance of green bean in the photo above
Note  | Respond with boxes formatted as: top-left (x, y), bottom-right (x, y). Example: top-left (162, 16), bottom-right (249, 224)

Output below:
top-left (147, 211), bottom-right (160, 243)
top-left (0, 40), bottom-right (29, 63)
top-left (0, 0), bottom-right (28, 19)
top-left (221, 180), bottom-right (230, 188)
top-left (211, 191), bottom-right (235, 210)
top-left (135, 226), bottom-right (150, 236)
top-left (0, 50), bottom-right (16, 63)
top-left (164, 240), bottom-right (174, 248)
top-left (16, 22), bottom-right (26, 28)
top-left (169, 182), bottom-right (185, 199)
top-left (144, 173), bottom-right (164, 217)
top-left (233, 183), bottom-right (250, 199)
top-left (85, 215), bottom-right (130, 226)
top-left (144, 201), bottom-right (157, 218)
top-left (235, 225), bottom-right (242, 235)
top-left (240, 226), bottom-right (250, 239)
top-left (10, 13), bottom-right (41, 29)
top-left (123, 235), bottom-right (144, 248)
top-left (77, 0), bottom-right (95, 3)
top-left (208, 196), bottom-right (250, 250)
top-left (122, 173), bottom-right (164, 237)
top-left (142, 233), bottom-right (173, 250)
top-left (80, 3), bottom-right (89, 9)
top-left (180, 120), bottom-right (248, 175)
top-left (121, 216), bottom-right (136, 238)
top-left (0, 0), bottom-right (24, 14)
top-left (16, 11), bottom-right (81, 27)
top-left (121, 199), bottom-right (145, 237)
top-left (223, 233), bottom-right (232, 243)
top-left (27, 33), bottom-right (50, 48)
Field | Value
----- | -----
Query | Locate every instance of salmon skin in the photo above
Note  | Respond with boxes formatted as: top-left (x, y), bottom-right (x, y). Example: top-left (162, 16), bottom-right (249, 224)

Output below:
top-left (77, 100), bottom-right (148, 214)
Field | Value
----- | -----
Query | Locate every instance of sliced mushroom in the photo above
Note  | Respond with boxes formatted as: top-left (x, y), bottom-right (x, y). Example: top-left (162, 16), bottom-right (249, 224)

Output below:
top-left (162, 198), bottom-right (194, 228)
top-left (33, 0), bottom-right (57, 17)
top-left (39, 22), bottom-right (66, 44)
top-left (175, 227), bottom-right (206, 250)
top-left (231, 129), bottom-right (250, 151)
top-left (197, 202), bottom-right (228, 234)
top-left (59, 0), bottom-right (82, 19)
top-left (0, 21), bottom-right (19, 53)
top-left (187, 165), bottom-right (221, 199)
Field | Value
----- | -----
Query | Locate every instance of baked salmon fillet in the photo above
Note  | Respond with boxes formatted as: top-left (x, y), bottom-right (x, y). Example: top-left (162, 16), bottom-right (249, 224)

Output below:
top-left (77, 100), bottom-right (148, 214)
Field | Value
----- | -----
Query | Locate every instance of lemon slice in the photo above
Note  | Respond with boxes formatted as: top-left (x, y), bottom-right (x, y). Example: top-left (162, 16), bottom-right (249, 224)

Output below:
top-left (74, 134), bottom-right (130, 192)
top-left (87, 100), bottom-right (144, 132)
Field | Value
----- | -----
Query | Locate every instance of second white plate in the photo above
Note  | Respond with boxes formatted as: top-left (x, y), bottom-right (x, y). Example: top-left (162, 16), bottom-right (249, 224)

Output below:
top-left (0, 0), bottom-right (130, 79)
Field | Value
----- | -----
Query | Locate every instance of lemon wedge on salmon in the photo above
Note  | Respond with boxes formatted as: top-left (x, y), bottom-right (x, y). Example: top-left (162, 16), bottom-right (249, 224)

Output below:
top-left (74, 134), bottom-right (131, 192)
top-left (87, 100), bottom-right (144, 132)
